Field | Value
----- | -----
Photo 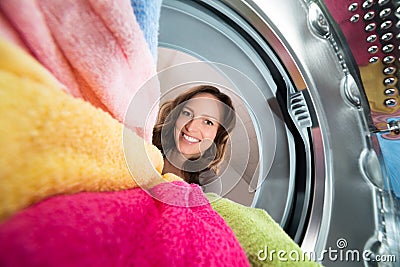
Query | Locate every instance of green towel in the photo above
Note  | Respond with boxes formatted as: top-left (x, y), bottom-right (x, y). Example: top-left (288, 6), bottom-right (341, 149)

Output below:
top-left (206, 193), bottom-right (323, 267)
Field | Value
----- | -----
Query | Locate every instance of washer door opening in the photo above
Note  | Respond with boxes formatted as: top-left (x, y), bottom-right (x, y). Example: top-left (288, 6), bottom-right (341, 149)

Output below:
top-left (157, 0), bottom-right (332, 256)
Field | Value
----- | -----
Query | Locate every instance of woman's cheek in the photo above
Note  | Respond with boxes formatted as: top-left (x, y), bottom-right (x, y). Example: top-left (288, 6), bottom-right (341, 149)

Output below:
top-left (199, 138), bottom-right (213, 152)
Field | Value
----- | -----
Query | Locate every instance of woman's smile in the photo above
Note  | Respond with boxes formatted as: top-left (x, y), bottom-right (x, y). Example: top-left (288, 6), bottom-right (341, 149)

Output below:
top-left (181, 132), bottom-right (201, 143)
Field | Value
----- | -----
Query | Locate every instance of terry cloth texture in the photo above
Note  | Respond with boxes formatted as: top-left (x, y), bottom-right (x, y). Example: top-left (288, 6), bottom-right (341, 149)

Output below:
top-left (0, 39), bottom-right (180, 221)
top-left (0, 0), bottom-right (159, 142)
top-left (0, 182), bottom-right (250, 267)
top-left (130, 0), bottom-right (162, 61)
top-left (206, 193), bottom-right (324, 267)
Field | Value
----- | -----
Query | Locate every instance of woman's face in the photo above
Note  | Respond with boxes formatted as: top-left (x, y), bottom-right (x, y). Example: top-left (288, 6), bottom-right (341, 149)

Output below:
top-left (174, 93), bottom-right (223, 159)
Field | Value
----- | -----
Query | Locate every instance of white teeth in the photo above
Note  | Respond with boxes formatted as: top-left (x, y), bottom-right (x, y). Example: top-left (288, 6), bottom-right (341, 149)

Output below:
top-left (183, 133), bottom-right (200, 143)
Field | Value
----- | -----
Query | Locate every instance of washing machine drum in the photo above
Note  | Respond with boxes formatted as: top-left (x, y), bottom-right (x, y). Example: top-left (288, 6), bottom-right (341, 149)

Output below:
top-left (157, 0), bottom-right (380, 263)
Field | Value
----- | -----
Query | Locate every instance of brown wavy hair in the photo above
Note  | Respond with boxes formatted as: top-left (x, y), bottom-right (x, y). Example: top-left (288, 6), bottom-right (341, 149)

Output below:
top-left (152, 85), bottom-right (236, 184)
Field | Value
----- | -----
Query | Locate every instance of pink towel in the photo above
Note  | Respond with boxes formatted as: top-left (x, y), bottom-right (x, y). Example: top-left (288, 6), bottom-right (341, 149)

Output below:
top-left (0, 181), bottom-right (250, 267)
top-left (0, 0), bottom-right (158, 142)
top-left (324, 0), bottom-right (385, 66)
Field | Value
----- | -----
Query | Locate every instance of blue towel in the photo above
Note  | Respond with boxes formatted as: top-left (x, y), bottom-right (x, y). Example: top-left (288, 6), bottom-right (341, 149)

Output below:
top-left (377, 129), bottom-right (400, 198)
top-left (130, 0), bottom-right (162, 61)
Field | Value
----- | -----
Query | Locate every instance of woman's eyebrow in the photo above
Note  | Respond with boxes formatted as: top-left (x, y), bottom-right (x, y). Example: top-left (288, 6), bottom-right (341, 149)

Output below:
top-left (182, 106), bottom-right (194, 113)
top-left (184, 105), bottom-right (219, 121)
top-left (198, 114), bottom-right (219, 121)
top-left (202, 115), bottom-right (218, 121)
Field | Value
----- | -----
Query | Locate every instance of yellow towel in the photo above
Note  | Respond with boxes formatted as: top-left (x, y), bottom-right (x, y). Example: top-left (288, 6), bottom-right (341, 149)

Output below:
top-left (0, 39), bottom-right (180, 221)
top-left (359, 62), bottom-right (400, 115)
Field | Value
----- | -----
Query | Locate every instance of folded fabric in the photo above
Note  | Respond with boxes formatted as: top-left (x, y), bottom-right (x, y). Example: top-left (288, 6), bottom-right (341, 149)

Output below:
top-left (0, 0), bottom-right (159, 142)
top-left (130, 0), bottom-right (162, 61)
top-left (0, 39), bottom-right (180, 221)
top-left (206, 193), bottom-right (323, 267)
top-left (0, 182), bottom-right (250, 267)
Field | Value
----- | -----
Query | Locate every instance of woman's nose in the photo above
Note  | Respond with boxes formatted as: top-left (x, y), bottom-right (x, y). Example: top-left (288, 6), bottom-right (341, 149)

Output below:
top-left (185, 118), bottom-right (201, 132)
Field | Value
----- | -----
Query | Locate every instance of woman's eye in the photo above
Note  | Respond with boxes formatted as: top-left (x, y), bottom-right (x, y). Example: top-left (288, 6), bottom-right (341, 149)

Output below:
top-left (205, 120), bottom-right (214, 126)
top-left (182, 110), bottom-right (191, 117)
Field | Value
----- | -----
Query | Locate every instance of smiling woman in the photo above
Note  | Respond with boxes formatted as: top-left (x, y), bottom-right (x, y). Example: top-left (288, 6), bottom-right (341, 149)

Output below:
top-left (152, 85), bottom-right (236, 194)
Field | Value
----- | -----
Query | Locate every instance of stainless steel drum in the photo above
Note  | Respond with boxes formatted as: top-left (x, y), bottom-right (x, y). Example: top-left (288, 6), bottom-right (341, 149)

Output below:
top-left (157, 1), bottom-right (400, 266)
